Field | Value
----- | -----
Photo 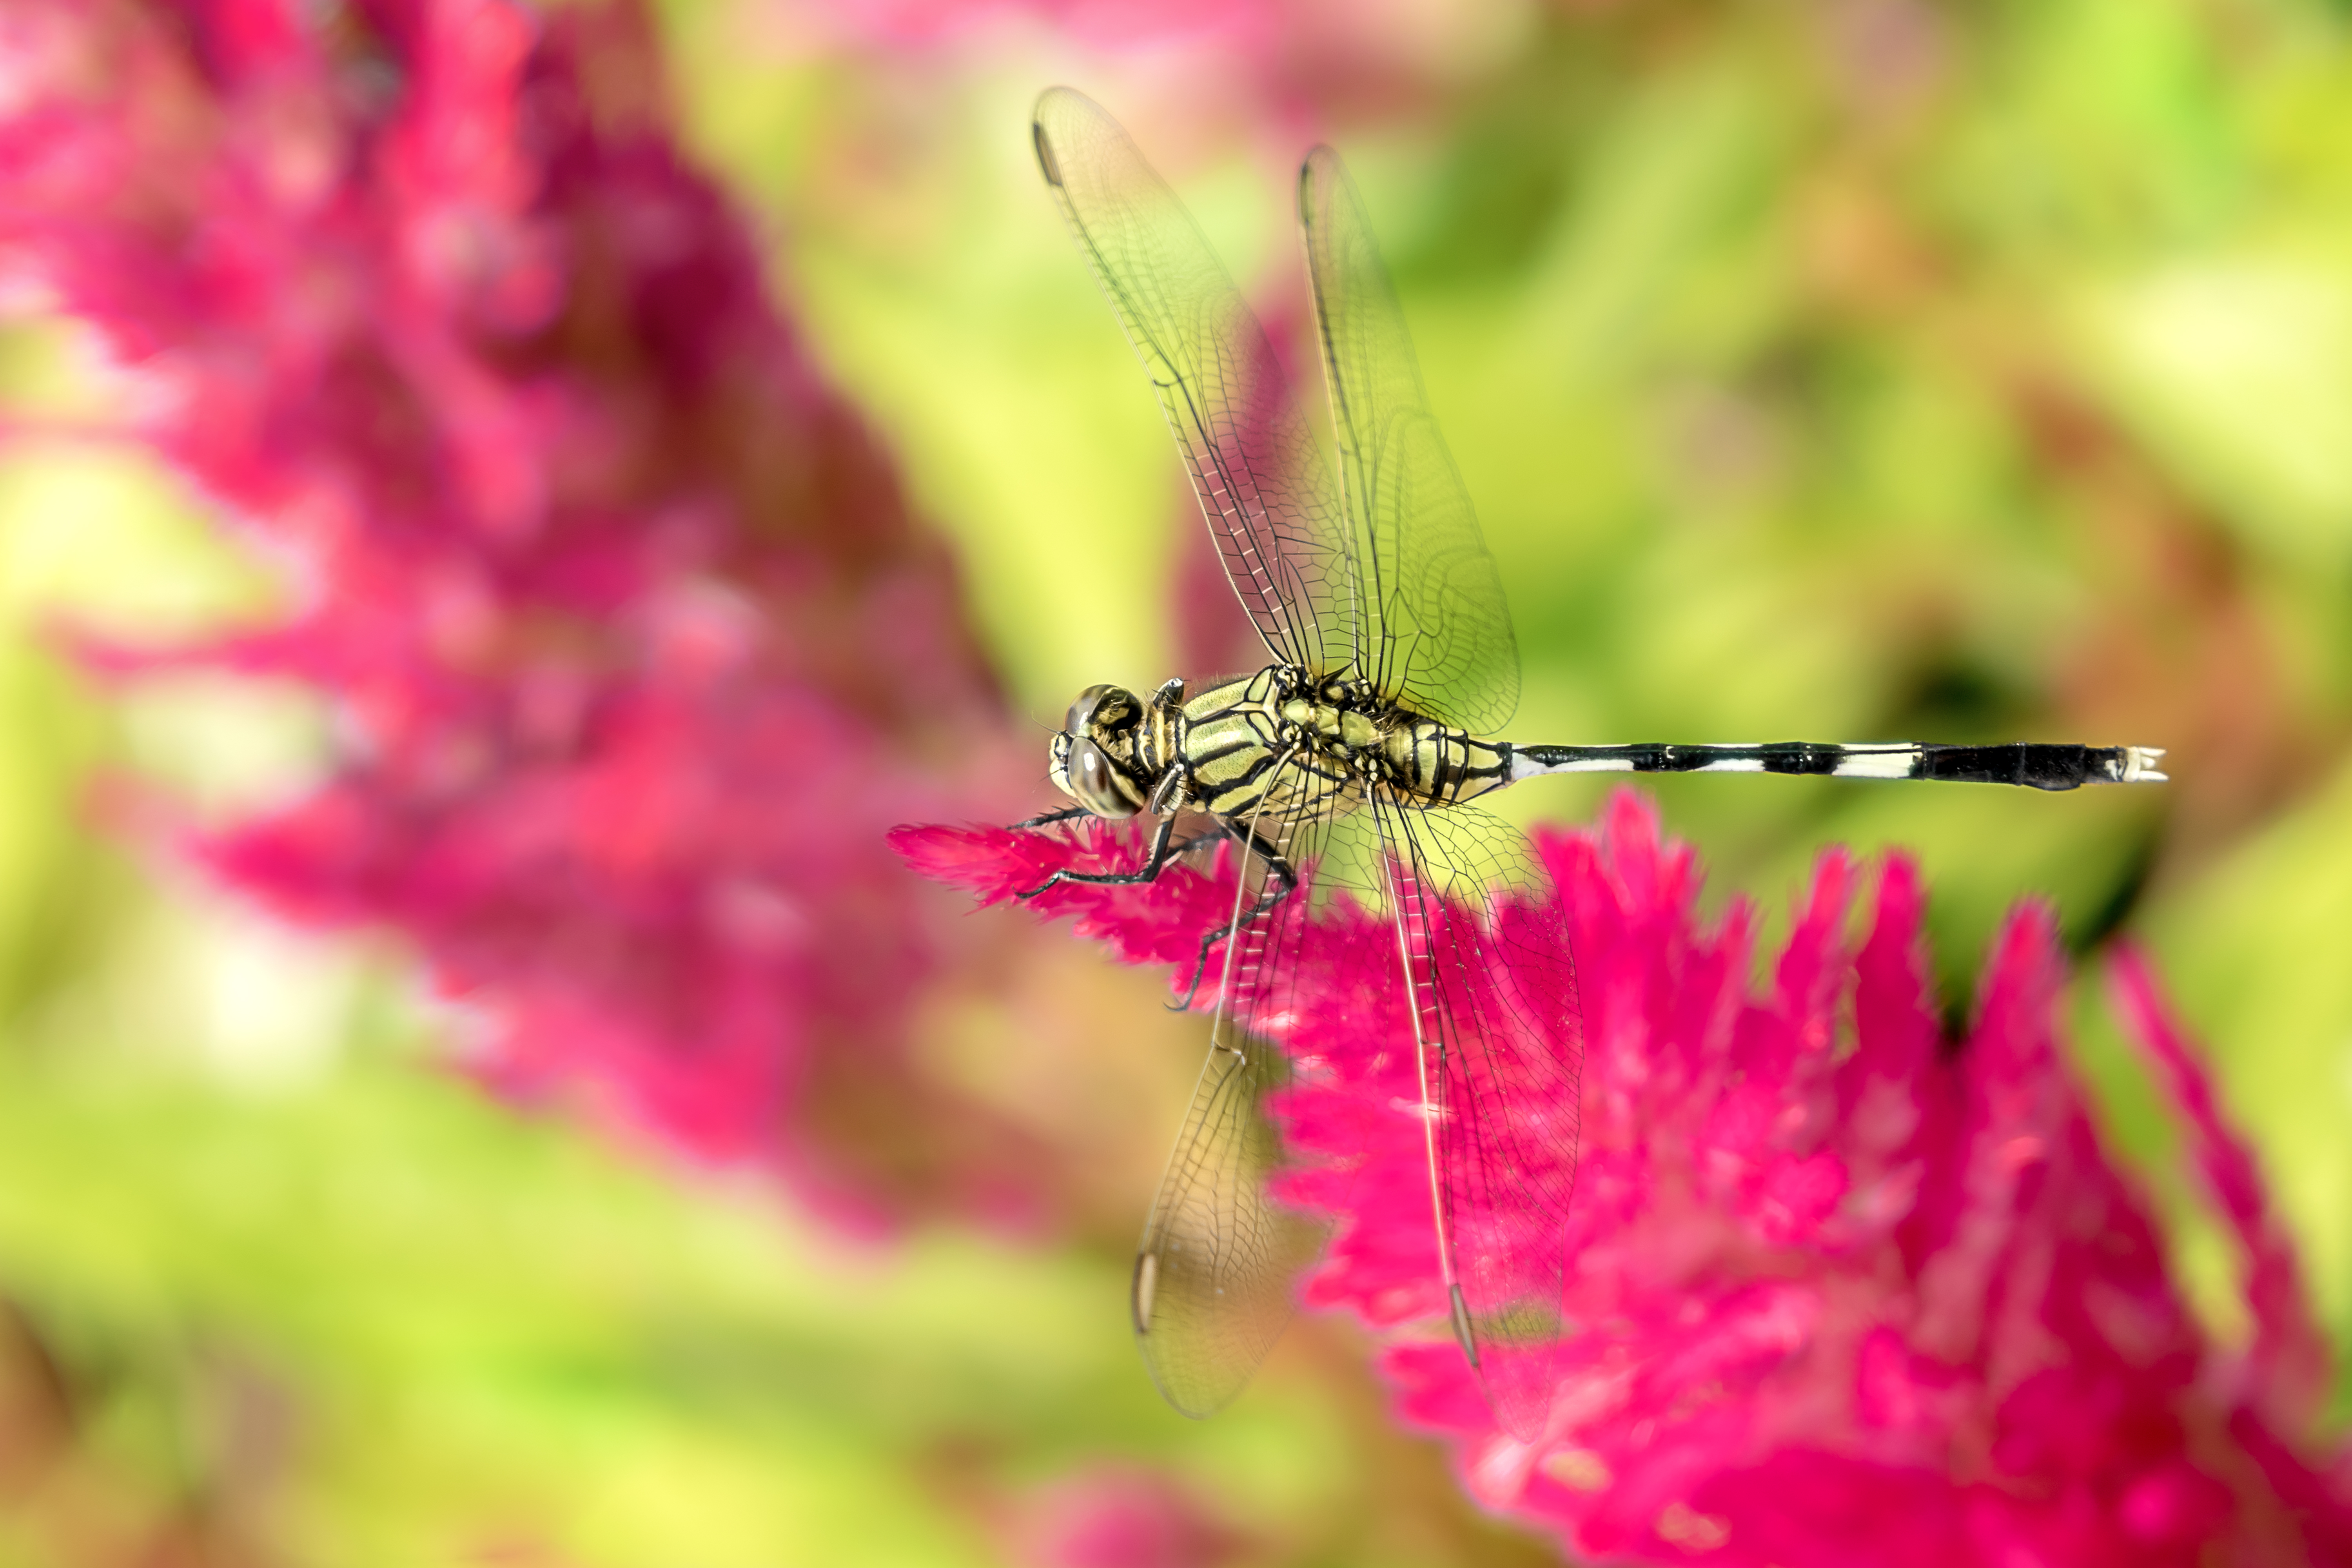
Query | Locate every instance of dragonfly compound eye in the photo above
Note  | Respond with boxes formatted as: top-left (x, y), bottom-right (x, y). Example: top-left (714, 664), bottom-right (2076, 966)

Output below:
top-left (1067, 683), bottom-right (1139, 737)
top-left (1067, 737), bottom-right (1142, 818)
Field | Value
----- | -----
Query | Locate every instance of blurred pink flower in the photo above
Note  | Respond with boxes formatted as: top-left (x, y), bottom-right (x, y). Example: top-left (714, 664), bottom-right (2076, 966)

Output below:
top-left (0, 0), bottom-right (1034, 1221)
top-left (783, 0), bottom-right (1479, 148)
top-left (1011, 1464), bottom-right (1238, 1568)
top-left (831, 0), bottom-right (1270, 51)
top-left (898, 792), bottom-right (2352, 1564)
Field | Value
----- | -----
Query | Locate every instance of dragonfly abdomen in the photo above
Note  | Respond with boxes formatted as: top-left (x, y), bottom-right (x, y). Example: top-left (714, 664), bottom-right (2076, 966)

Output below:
top-left (1504, 740), bottom-right (2167, 791)
top-left (1383, 719), bottom-right (1512, 806)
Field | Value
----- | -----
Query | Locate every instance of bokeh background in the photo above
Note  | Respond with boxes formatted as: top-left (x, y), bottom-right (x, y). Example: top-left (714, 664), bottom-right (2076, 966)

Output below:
top-left (5, 0), bottom-right (2352, 1561)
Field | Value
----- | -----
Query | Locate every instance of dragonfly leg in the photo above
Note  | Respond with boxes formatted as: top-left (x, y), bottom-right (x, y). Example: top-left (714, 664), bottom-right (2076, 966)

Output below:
top-left (1017, 813), bottom-right (1187, 900)
top-left (1013, 804), bottom-right (1092, 829)
top-left (1147, 766), bottom-right (1188, 817)
top-left (1168, 819), bottom-right (1298, 1013)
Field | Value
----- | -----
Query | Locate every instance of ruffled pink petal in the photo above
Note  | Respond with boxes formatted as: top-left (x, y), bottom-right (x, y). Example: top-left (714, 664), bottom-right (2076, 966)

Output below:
top-left (2108, 947), bottom-right (2336, 1443)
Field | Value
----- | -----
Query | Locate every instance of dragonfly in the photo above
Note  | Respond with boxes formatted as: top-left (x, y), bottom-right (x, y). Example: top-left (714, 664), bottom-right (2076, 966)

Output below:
top-left (1016, 86), bottom-right (2167, 1440)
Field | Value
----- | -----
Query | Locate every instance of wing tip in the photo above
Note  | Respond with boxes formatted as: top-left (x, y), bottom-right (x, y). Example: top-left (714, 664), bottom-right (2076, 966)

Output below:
top-left (1296, 143), bottom-right (1340, 223)
top-left (1448, 1282), bottom-right (1481, 1369)
top-left (1033, 116), bottom-right (1063, 187)
top-left (1130, 1249), bottom-right (1159, 1336)
top-left (1031, 86), bottom-right (1080, 187)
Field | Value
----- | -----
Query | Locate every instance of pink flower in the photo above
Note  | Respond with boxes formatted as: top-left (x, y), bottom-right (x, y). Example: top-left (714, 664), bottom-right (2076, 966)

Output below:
top-left (1010, 1464), bottom-right (1238, 1568)
top-left (897, 792), bottom-right (2352, 1564)
top-left (826, 0), bottom-right (1273, 51)
top-left (775, 0), bottom-right (1484, 156)
top-left (1, 0), bottom-right (1029, 1222)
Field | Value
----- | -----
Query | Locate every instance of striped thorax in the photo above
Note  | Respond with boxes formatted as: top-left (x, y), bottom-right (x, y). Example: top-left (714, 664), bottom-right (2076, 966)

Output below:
top-left (1048, 664), bottom-right (1508, 826)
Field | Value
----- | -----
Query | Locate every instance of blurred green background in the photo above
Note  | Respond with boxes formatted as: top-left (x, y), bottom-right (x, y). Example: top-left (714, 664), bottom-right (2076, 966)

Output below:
top-left (9, 0), bottom-right (2352, 1561)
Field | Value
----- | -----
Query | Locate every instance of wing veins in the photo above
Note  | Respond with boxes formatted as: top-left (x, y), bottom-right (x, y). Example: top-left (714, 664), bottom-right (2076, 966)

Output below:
top-left (1033, 90), bottom-right (1357, 679)
top-left (1299, 151), bottom-right (1520, 729)
top-left (1368, 790), bottom-right (1581, 1441)
top-left (1129, 771), bottom-right (1332, 1418)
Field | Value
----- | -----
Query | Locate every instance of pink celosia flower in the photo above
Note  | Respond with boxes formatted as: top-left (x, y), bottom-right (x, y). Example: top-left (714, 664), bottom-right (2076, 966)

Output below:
top-left (0, 0), bottom-right (1032, 1221)
top-left (897, 792), bottom-right (2352, 1564)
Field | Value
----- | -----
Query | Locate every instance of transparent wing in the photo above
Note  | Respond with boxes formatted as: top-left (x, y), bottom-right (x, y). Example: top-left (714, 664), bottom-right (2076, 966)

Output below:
top-left (1131, 793), bottom-right (1332, 1416)
top-left (1300, 147), bottom-right (1521, 735)
top-left (1034, 88), bottom-right (1354, 677)
top-left (1369, 792), bottom-right (1582, 1440)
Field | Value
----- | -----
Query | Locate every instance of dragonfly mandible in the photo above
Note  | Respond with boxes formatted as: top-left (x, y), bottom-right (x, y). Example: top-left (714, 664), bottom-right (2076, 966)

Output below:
top-left (1016, 86), bottom-right (2167, 1440)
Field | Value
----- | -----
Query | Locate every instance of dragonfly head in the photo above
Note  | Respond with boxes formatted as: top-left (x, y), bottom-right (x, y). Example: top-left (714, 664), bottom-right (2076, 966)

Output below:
top-left (1049, 683), bottom-right (1149, 818)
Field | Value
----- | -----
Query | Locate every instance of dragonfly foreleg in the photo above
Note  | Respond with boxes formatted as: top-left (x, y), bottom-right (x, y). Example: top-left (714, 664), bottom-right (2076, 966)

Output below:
top-left (1017, 812), bottom-right (1191, 900)
top-left (1168, 818), bottom-right (1298, 1014)
top-left (1013, 804), bottom-right (1093, 829)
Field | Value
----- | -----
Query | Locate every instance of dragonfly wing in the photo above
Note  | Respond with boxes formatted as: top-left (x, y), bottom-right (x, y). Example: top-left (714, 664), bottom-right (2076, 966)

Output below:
top-left (1300, 147), bottom-right (1520, 735)
top-left (1033, 88), bottom-right (1353, 677)
top-left (1131, 793), bottom-right (1332, 1417)
top-left (1370, 792), bottom-right (1583, 1440)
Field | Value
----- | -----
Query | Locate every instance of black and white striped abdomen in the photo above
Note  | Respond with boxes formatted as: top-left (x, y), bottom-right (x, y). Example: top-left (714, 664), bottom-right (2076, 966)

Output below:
top-left (1503, 740), bottom-right (2166, 791)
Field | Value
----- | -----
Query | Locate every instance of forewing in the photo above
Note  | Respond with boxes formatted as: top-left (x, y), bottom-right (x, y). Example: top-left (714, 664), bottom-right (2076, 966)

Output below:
top-left (1033, 88), bottom-right (1352, 676)
top-left (1371, 793), bottom-right (1583, 1439)
top-left (1300, 148), bottom-right (1520, 734)
top-left (1131, 796), bottom-right (1330, 1417)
